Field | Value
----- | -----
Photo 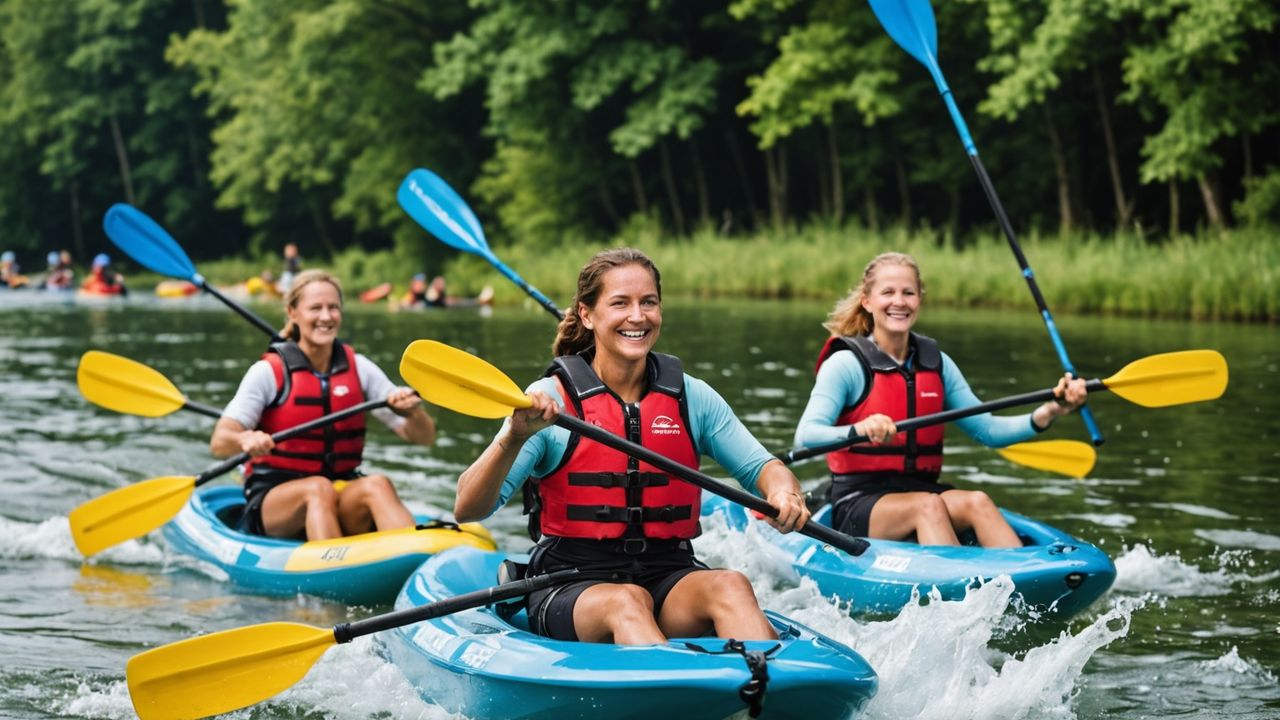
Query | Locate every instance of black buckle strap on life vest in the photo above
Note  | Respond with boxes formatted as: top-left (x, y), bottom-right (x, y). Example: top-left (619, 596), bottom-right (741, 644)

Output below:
top-left (548, 353), bottom-right (609, 401)
top-left (564, 504), bottom-right (694, 524)
top-left (684, 639), bottom-right (781, 719)
top-left (568, 471), bottom-right (670, 488)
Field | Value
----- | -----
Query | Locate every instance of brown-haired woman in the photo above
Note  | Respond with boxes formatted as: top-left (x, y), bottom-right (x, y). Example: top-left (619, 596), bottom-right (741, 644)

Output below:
top-left (795, 252), bottom-right (1087, 546)
top-left (455, 248), bottom-right (808, 645)
top-left (211, 269), bottom-right (436, 540)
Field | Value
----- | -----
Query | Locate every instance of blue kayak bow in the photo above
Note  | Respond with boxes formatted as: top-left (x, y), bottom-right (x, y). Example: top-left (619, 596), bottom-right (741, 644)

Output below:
top-left (867, 0), bottom-right (1104, 446)
top-left (103, 204), bottom-right (284, 343)
top-left (397, 168), bottom-right (564, 320)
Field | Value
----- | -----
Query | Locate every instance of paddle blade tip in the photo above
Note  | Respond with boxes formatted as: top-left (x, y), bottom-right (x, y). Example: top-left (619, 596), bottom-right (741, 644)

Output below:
top-left (68, 476), bottom-right (196, 556)
top-left (1108, 349), bottom-right (1229, 408)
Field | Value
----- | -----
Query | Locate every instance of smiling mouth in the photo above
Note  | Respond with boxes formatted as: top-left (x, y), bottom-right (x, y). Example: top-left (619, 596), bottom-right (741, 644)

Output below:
top-left (619, 329), bottom-right (650, 339)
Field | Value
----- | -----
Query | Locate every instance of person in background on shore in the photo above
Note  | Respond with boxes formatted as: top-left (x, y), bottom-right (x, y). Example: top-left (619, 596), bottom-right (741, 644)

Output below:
top-left (211, 269), bottom-right (436, 540)
top-left (278, 242), bottom-right (301, 294)
top-left (48, 250), bottom-right (76, 289)
top-left (396, 273), bottom-right (494, 310)
top-left (80, 253), bottom-right (127, 296)
top-left (795, 251), bottom-right (1087, 547)
top-left (1, 251), bottom-right (29, 288)
top-left (455, 247), bottom-right (808, 646)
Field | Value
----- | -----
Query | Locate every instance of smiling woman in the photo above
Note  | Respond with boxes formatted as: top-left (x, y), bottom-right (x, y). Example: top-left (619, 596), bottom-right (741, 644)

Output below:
top-left (209, 269), bottom-right (437, 541)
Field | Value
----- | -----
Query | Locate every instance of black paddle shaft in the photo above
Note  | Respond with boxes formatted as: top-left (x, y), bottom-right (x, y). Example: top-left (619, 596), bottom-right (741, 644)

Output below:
top-left (194, 398), bottom-right (391, 486)
top-left (183, 399), bottom-right (224, 419)
top-left (555, 415), bottom-right (871, 557)
top-left (334, 568), bottom-right (581, 642)
top-left (777, 379), bottom-right (1107, 465)
top-left (198, 280), bottom-right (286, 343)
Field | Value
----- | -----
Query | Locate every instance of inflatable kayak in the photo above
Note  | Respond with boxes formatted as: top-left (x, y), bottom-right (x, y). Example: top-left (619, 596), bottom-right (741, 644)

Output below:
top-left (161, 485), bottom-right (497, 605)
top-left (359, 282), bottom-right (393, 303)
top-left (154, 280), bottom-right (198, 297)
top-left (702, 495), bottom-right (1114, 618)
top-left (382, 547), bottom-right (877, 720)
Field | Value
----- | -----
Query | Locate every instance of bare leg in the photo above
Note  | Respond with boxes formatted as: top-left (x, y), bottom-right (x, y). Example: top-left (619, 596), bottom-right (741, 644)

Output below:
top-left (336, 475), bottom-right (415, 535)
top-left (572, 584), bottom-right (667, 645)
top-left (259, 476), bottom-right (341, 540)
top-left (940, 490), bottom-right (1021, 548)
top-left (867, 492), bottom-right (961, 545)
top-left (658, 569), bottom-right (777, 640)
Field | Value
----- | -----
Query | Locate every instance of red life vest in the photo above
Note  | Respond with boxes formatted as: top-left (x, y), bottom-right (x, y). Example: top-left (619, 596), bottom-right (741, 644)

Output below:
top-left (526, 352), bottom-right (702, 542)
top-left (816, 333), bottom-right (945, 477)
top-left (243, 340), bottom-right (367, 477)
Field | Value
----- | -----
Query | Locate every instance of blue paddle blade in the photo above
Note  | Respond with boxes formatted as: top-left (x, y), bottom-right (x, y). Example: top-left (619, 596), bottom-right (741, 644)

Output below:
top-left (397, 169), bottom-right (491, 257)
top-left (103, 204), bottom-right (199, 282)
top-left (868, 0), bottom-right (940, 76)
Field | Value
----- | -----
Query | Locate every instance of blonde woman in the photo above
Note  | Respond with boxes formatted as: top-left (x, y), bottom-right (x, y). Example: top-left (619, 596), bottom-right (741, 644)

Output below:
top-left (211, 270), bottom-right (435, 540)
top-left (795, 253), bottom-right (1086, 547)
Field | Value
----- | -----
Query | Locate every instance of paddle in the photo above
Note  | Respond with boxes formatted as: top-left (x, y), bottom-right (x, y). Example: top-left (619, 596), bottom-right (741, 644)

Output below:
top-left (77, 350), bottom-right (222, 420)
top-left (126, 567), bottom-right (579, 720)
top-left (69, 398), bottom-right (389, 556)
top-left (774, 349), bottom-right (1227, 465)
top-left (398, 339), bottom-right (871, 557)
top-left (397, 168), bottom-right (565, 320)
top-left (866, 0), bottom-right (1105, 446)
top-left (995, 440), bottom-right (1095, 479)
top-left (102, 203), bottom-right (285, 342)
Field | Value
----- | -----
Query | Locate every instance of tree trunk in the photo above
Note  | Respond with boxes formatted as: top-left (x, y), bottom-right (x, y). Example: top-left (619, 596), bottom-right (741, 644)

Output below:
top-left (765, 144), bottom-right (788, 232)
top-left (828, 122), bottom-right (844, 223)
top-left (108, 114), bottom-right (136, 206)
top-left (1042, 102), bottom-right (1073, 234)
top-left (1243, 133), bottom-right (1253, 180)
top-left (658, 140), bottom-right (686, 236)
top-left (1093, 66), bottom-right (1131, 228)
top-left (893, 150), bottom-right (911, 227)
top-left (1169, 180), bottom-right (1180, 236)
top-left (1197, 173), bottom-right (1225, 230)
top-left (628, 160), bottom-right (648, 215)
top-left (187, 125), bottom-right (205, 191)
top-left (192, 0), bottom-right (205, 27)
top-left (815, 134), bottom-right (831, 218)
top-left (864, 186), bottom-right (879, 231)
top-left (69, 181), bottom-right (85, 261)
top-left (585, 142), bottom-right (620, 226)
top-left (688, 136), bottom-right (711, 229)
top-left (947, 184), bottom-right (961, 241)
top-left (725, 130), bottom-right (761, 228)
top-left (307, 196), bottom-right (337, 256)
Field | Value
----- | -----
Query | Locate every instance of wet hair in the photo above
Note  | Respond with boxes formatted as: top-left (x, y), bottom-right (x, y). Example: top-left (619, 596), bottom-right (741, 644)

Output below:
top-left (280, 269), bottom-right (344, 342)
top-left (823, 252), bottom-right (923, 337)
top-left (552, 248), bottom-right (662, 357)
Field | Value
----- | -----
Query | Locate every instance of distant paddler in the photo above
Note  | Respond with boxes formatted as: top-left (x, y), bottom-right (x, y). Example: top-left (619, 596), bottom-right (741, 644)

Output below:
top-left (796, 252), bottom-right (1087, 547)
top-left (210, 269), bottom-right (436, 540)
top-left (79, 253), bottom-right (127, 296)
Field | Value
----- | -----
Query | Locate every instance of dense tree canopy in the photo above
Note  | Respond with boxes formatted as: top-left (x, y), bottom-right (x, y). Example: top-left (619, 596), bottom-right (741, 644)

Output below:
top-left (1, 0), bottom-right (1276, 264)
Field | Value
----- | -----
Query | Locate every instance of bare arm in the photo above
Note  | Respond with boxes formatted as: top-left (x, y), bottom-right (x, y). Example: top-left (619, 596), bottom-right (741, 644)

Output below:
top-left (752, 459), bottom-right (810, 532)
top-left (386, 388), bottom-right (436, 446)
top-left (455, 391), bottom-right (558, 522)
top-left (210, 416), bottom-right (274, 458)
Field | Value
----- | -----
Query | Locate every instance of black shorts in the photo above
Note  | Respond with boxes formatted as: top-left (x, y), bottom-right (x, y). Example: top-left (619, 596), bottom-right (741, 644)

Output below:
top-left (830, 474), bottom-right (953, 537)
top-left (240, 469), bottom-right (363, 536)
top-left (525, 537), bottom-right (709, 641)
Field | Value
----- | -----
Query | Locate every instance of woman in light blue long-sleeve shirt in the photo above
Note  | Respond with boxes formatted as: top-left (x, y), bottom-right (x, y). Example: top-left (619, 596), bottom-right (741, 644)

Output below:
top-left (794, 253), bottom-right (1087, 547)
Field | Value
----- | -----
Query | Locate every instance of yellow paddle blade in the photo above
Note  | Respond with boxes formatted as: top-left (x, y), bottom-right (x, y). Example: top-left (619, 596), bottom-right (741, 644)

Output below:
top-left (128, 622), bottom-right (335, 720)
top-left (399, 339), bottom-right (531, 419)
top-left (996, 440), bottom-right (1097, 479)
top-left (77, 350), bottom-right (187, 418)
top-left (69, 476), bottom-right (196, 556)
top-left (1102, 350), bottom-right (1228, 408)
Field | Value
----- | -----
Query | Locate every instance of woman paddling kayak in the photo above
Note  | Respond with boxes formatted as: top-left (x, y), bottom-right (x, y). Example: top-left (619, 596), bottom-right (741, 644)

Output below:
top-left (211, 269), bottom-right (436, 540)
top-left (796, 252), bottom-right (1087, 547)
top-left (455, 248), bottom-right (809, 645)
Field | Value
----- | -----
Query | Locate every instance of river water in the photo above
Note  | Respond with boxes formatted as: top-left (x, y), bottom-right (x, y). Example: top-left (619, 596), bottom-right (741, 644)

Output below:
top-left (1, 291), bottom-right (1276, 719)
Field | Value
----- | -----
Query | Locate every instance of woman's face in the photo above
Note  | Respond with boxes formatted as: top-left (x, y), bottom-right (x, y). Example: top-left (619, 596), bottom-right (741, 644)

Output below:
top-left (289, 281), bottom-right (342, 348)
top-left (580, 264), bottom-right (662, 364)
top-left (861, 263), bottom-right (920, 335)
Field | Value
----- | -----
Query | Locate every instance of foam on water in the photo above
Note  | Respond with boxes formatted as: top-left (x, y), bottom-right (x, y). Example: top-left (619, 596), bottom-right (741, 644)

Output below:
top-left (694, 515), bottom-right (1136, 719)
top-left (1113, 544), bottom-right (1279, 597)
top-left (0, 515), bottom-right (166, 565)
top-left (1197, 646), bottom-right (1277, 687)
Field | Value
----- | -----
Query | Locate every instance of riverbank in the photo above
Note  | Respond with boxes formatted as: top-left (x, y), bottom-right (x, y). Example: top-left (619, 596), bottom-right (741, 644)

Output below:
top-left (128, 226), bottom-right (1277, 321)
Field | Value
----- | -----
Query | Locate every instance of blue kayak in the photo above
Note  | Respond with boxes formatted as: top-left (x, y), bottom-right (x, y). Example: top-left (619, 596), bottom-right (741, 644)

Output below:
top-left (162, 485), bottom-right (496, 605)
top-left (382, 547), bottom-right (878, 719)
top-left (703, 495), bottom-right (1115, 618)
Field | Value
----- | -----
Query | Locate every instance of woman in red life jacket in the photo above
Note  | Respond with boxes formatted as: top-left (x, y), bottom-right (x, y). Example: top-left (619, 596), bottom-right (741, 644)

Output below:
top-left (210, 270), bottom-right (436, 540)
top-left (795, 252), bottom-right (1088, 547)
top-left (454, 248), bottom-right (809, 645)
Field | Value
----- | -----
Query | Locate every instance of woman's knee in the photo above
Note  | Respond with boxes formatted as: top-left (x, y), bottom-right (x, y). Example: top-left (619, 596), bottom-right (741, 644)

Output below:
top-left (298, 476), bottom-right (339, 505)
top-left (602, 584), bottom-right (656, 620)
top-left (357, 474), bottom-right (399, 500)
top-left (913, 493), bottom-right (952, 526)
top-left (700, 570), bottom-right (760, 610)
top-left (951, 490), bottom-right (999, 517)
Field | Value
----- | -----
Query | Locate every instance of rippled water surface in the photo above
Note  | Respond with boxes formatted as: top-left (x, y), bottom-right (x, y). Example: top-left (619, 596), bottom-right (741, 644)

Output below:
top-left (1, 291), bottom-right (1276, 719)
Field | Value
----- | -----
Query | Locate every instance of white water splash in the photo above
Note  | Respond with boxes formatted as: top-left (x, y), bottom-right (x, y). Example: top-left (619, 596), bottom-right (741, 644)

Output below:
top-left (62, 679), bottom-right (135, 719)
top-left (1195, 529), bottom-right (1280, 552)
top-left (1113, 544), bottom-right (1279, 597)
top-left (0, 515), bottom-right (166, 565)
top-left (1196, 646), bottom-right (1277, 687)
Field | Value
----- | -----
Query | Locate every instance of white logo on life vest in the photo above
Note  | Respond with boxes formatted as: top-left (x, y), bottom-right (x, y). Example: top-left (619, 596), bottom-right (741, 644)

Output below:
top-left (333, 385), bottom-right (350, 397)
top-left (920, 391), bottom-right (939, 398)
top-left (651, 415), bottom-right (682, 435)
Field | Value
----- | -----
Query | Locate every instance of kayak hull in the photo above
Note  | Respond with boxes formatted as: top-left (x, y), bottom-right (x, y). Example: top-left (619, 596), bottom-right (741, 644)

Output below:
top-left (383, 547), bottom-right (877, 719)
top-left (703, 495), bottom-right (1115, 618)
top-left (161, 485), bottom-right (495, 605)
